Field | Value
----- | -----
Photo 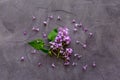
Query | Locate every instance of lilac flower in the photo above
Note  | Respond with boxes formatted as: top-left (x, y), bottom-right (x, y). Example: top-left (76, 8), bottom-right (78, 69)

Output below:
top-left (49, 27), bottom-right (73, 65)
top-left (76, 40), bottom-right (80, 44)
top-left (89, 32), bottom-right (93, 37)
top-left (72, 62), bottom-right (77, 66)
top-left (32, 16), bottom-right (36, 20)
top-left (38, 62), bottom-right (41, 67)
top-left (73, 28), bottom-right (77, 32)
top-left (23, 31), bottom-right (27, 35)
top-left (92, 62), bottom-right (96, 68)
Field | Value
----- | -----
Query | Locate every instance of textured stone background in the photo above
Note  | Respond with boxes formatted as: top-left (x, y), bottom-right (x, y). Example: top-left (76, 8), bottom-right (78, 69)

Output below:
top-left (0, 0), bottom-right (120, 80)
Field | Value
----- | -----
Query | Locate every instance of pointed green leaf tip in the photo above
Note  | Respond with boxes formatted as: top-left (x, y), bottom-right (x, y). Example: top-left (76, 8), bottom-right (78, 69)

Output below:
top-left (28, 39), bottom-right (49, 53)
top-left (48, 28), bottom-right (58, 41)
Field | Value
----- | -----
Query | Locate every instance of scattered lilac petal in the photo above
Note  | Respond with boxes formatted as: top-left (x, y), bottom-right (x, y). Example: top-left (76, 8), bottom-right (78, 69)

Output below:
top-left (92, 62), bottom-right (96, 68)
top-left (82, 64), bottom-right (88, 71)
top-left (64, 62), bottom-right (70, 66)
top-left (23, 31), bottom-right (27, 35)
top-left (20, 56), bottom-right (25, 61)
top-left (43, 21), bottom-right (47, 26)
top-left (49, 15), bottom-right (53, 19)
top-left (72, 19), bottom-right (76, 23)
top-left (38, 62), bottom-right (41, 67)
top-left (57, 16), bottom-right (61, 20)
top-left (76, 40), bottom-right (80, 44)
top-left (83, 28), bottom-right (88, 32)
top-left (52, 63), bottom-right (55, 68)
top-left (78, 55), bottom-right (82, 59)
top-left (89, 32), bottom-right (93, 37)
top-left (75, 23), bottom-right (79, 27)
top-left (74, 54), bottom-right (79, 57)
top-left (42, 32), bottom-right (47, 38)
top-left (82, 44), bottom-right (87, 48)
top-left (32, 16), bottom-right (36, 20)
top-left (73, 28), bottom-right (77, 32)
top-left (31, 50), bottom-right (37, 54)
top-left (32, 27), bottom-right (39, 32)
top-left (72, 62), bottom-right (77, 66)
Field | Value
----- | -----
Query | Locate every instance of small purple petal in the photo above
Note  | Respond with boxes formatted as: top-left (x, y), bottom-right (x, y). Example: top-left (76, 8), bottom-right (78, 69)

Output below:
top-left (64, 62), bottom-right (70, 66)
top-left (74, 54), bottom-right (79, 57)
top-left (72, 19), bottom-right (76, 23)
top-left (52, 63), bottom-right (55, 68)
top-left (78, 55), bottom-right (82, 59)
top-left (82, 64), bottom-right (88, 71)
top-left (83, 28), bottom-right (88, 32)
top-left (38, 62), bottom-right (41, 67)
top-left (57, 16), bottom-right (61, 20)
top-left (49, 15), bottom-right (53, 19)
top-left (32, 16), bottom-right (36, 20)
top-left (92, 62), bottom-right (96, 68)
top-left (82, 44), bottom-right (87, 48)
top-left (20, 56), bottom-right (25, 61)
top-left (43, 21), bottom-right (47, 26)
top-left (72, 62), bottom-right (77, 66)
top-left (76, 40), bottom-right (80, 44)
top-left (31, 50), bottom-right (37, 54)
top-left (89, 32), bottom-right (93, 37)
top-left (23, 31), bottom-right (27, 35)
top-left (73, 28), bottom-right (77, 32)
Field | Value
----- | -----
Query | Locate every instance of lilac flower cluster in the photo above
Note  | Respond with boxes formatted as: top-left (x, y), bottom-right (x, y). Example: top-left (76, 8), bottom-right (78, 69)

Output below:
top-left (49, 27), bottom-right (73, 65)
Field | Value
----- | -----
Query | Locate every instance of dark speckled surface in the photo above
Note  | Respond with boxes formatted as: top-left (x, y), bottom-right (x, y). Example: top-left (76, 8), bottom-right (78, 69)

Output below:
top-left (0, 0), bottom-right (120, 80)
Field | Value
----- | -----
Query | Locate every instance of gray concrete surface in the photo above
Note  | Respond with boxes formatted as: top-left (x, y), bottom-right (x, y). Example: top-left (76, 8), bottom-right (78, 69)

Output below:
top-left (0, 0), bottom-right (120, 80)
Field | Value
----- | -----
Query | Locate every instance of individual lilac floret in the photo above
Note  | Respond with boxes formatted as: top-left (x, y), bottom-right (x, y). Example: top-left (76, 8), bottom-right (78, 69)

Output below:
top-left (82, 64), bottom-right (88, 71)
top-left (32, 16), bottom-right (36, 20)
top-left (49, 15), bottom-right (53, 19)
top-left (38, 62), bottom-right (41, 67)
top-left (23, 31), bottom-right (27, 35)
top-left (72, 62), bottom-right (77, 66)
top-left (77, 55), bottom-right (82, 60)
top-left (42, 32), bottom-right (47, 38)
top-left (89, 32), bottom-right (93, 37)
top-left (43, 21), bottom-right (47, 26)
top-left (83, 28), bottom-right (88, 32)
top-left (92, 62), bottom-right (96, 68)
top-left (52, 63), bottom-right (55, 68)
top-left (20, 56), bottom-right (25, 61)
top-left (64, 61), bottom-right (70, 66)
top-left (72, 19), bottom-right (76, 23)
top-left (74, 53), bottom-right (79, 57)
top-left (73, 28), bottom-right (77, 32)
top-left (57, 16), bottom-right (61, 20)
top-left (31, 50), bottom-right (37, 54)
top-left (32, 26), bottom-right (39, 32)
top-left (76, 40), bottom-right (80, 44)
top-left (82, 44), bottom-right (87, 48)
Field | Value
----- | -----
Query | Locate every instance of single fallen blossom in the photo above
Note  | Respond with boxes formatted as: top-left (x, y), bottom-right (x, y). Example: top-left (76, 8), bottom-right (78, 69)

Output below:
top-left (92, 62), bottom-right (96, 68)
top-left (49, 15), bottom-right (53, 19)
top-left (72, 19), bottom-right (76, 23)
top-left (72, 62), bottom-right (77, 66)
top-left (77, 55), bottom-right (82, 59)
top-left (89, 32), bottom-right (93, 37)
top-left (42, 32), bottom-right (47, 38)
top-left (43, 21), bottom-right (47, 26)
top-left (73, 28), bottom-right (77, 32)
top-left (31, 50), bottom-right (37, 54)
top-left (76, 40), bottom-right (80, 44)
top-left (83, 28), bottom-right (88, 32)
top-left (20, 56), bottom-right (25, 61)
top-left (23, 31), bottom-right (27, 35)
top-left (74, 53), bottom-right (79, 57)
top-left (82, 44), bottom-right (87, 48)
top-left (32, 26), bottom-right (39, 32)
top-left (32, 16), bottom-right (36, 20)
top-left (38, 62), bottom-right (41, 67)
top-left (57, 16), bottom-right (61, 20)
top-left (82, 64), bottom-right (88, 71)
top-left (64, 61), bottom-right (70, 66)
top-left (52, 63), bottom-right (55, 68)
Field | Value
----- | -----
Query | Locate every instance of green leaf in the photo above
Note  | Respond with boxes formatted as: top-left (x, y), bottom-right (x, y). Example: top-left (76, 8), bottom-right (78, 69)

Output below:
top-left (48, 28), bottom-right (58, 41)
top-left (28, 39), bottom-right (49, 54)
top-left (28, 39), bottom-right (44, 50)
